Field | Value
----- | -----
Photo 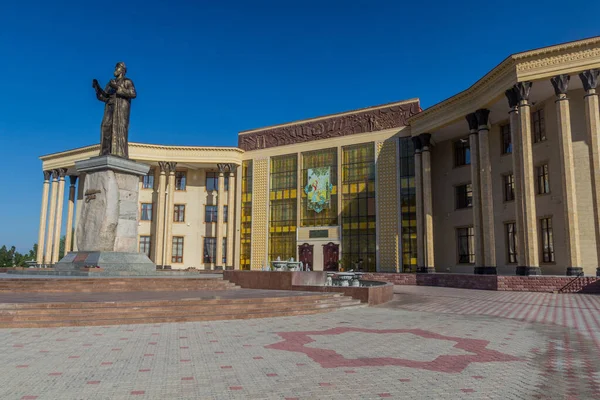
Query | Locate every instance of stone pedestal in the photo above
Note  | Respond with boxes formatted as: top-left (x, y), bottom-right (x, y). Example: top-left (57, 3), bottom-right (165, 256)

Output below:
top-left (55, 155), bottom-right (156, 275)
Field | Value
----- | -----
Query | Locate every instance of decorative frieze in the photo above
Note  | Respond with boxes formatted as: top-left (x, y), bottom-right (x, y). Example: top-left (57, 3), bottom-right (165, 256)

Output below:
top-left (238, 101), bottom-right (420, 151)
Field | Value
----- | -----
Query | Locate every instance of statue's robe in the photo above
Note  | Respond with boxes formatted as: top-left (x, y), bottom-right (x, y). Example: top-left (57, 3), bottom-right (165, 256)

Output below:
top-left (96, 78), bottom-right (136, 158)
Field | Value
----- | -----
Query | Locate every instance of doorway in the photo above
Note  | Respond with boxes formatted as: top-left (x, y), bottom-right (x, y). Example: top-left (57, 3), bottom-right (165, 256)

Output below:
top-left (323, 242), bottom-right (339, 271)
top-left (298, 243), bottom-right (314, 271)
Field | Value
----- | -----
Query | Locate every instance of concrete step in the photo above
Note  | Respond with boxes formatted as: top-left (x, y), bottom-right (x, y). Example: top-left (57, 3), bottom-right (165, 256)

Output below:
top-left (0, 291), bottom-right (363, 328)
top-left (0, 306), bottom-right (364, 328)
top-left (0, 278), bottom-right (239, 293)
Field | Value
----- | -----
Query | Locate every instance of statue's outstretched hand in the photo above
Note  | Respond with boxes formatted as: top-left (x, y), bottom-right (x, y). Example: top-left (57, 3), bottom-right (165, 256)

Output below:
top-left (92, 79), bottom-right (99, 89)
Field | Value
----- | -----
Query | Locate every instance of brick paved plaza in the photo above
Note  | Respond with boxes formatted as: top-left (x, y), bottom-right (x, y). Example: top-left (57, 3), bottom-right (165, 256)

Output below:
top-left (2, 286), bottom-right (600, 399)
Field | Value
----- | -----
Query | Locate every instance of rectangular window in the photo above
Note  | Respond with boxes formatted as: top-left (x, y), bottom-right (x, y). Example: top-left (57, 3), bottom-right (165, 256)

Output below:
top-left (540, 217), bottom-right (555, 263)
top-left (172, 236), bottom-right (184, 263)
top-left (505, 222), bottom-right (517, 264)
top-left (206, 172), bottom-right (218, 192)
top-left (174, 204), bottom-right (185, 222)
top-left (203, 237), bottom-right (216, 264)
top-left (342, 143), bottom-right (376, 272)
top-left (142, 170), bottom-right (154, 189)
top-left (537, 164), bottom-right (550, 194)
top-left (457, 227), bottom-right (475, 264)
top-left (269, 154), bottom-right (298, 262)
top-left (139, 235), bottom-right (151, 257)
top-left (223, 205), bottom-right (228, 223)
top-left (240, 160), bottom-right (253, 270)
top-left (205, 205), bottom-right (217, 223)
top-left (398, 137), bottom-right (417, 272)
top-left (206, 172), bottom-right (229, 191)
top-left (175, 171), bottom-right (186, 191)
top-left (455, 184), bottom-right (473, 209)
top-left (503, 174), bottom-right (515, 202)
top-left (501, 124), bottom-right (512, 154)
top-left (532, 109), bottom-right (546, 143)
top-left (141, 203), bottom-right (153, 221)
top-left (222, 238), bottom-right (227, 265)
top-left (454, 139), bottom-right (471, 167)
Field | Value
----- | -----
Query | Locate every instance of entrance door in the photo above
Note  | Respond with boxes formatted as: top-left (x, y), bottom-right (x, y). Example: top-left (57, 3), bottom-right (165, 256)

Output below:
top-left (298, 243), bottom-right (314, 271)
top-left (323, 242), bottom-right (340, 271)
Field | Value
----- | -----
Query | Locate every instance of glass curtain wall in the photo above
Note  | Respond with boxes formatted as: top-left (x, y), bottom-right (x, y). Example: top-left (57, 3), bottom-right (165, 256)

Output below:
top-left (341, 143), bottom-right (376, 271)
top-left (269, 155), bottom-right (297, 261)
top-left (240, 160), bottom-right (253, 270)
top-left (301, 148), bottom-right (338, 226)
top-left (398, 137), bottom-right (417, 272)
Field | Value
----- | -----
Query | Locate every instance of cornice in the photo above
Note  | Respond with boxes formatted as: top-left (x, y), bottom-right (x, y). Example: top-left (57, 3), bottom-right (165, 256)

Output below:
top-left (40, 142), bottom-right (244, 171)
top-left (409, 58), bottom-right (516, 134)
top-left (409, 36), bottom-right (600, 135)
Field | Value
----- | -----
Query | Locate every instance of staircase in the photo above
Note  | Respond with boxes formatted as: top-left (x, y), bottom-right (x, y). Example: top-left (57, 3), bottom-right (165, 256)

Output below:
top-left (0, 278), bottom-right (239, 293)
top-left (0, 278), bottom-right (363, 328)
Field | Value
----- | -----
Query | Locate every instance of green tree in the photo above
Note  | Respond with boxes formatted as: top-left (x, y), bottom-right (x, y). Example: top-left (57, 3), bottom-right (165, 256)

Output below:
top-left (0, 245), bottom-right (11, 268)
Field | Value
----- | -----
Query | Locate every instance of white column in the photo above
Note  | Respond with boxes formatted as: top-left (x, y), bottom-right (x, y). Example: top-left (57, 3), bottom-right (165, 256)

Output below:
top-left (514, 82), bottom-right (540, 275)
top-left (72, 174), bottom-right (85, 252)
top-left (551, 74), bottom-right (582, 275)
top-left (466, 114), bottom-right (484, 270)
top-left (476, 109), bottom-right (496, 271)
top-left (163, 162), bottom-right (177, 267)
top-left (44, 170), bottom-right (59, 265)
top-left (36, 171), bottom-right (52, 266)
top-left (421, 134), bottom-right (435, 273)
top-left (51, 168), bottom-right (67, 264)
top-left (215, 163), bottom-right (227, 268)
top-left (579, 69), bottom-right (600, 276)
top-left (154, 162), bottom-right (168, 267)
top-left (412, 137), bottom-right (424, 271)
top-left (64, 175), bottom-right (78, 254)
top-left (226, 167), bottom-right (236, 267)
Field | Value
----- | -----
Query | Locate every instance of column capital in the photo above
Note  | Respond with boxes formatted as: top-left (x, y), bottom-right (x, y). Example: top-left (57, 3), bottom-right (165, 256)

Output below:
top-left (69, 175), bottom-right (78, 186)
top-left (158, 161), bottom-right (169, 174)
top-left (217, 163), bottom-right (237, 174)
top-left (466, 113), bottom-right (478, 133)
top-left (419, 133), bottom-right (432, 151)
top-left (411, 136), bottom-right (422, 153)
top-left (551, 74), bottom-right (570, 97)
top-left (579, 69), bottom-right (599, 92)
top-left (505, 87), bottom-right (520, 110)
top-left (166, 162), bottom-right (177, 174)
top-left (475, 109), bottom-right (490, 130)
top-left (43, 170), bottom-right (52, 181)
top-left (57, 168), bottom-right (67, 179)
top-left (514, 82), bottom-right (533, 104)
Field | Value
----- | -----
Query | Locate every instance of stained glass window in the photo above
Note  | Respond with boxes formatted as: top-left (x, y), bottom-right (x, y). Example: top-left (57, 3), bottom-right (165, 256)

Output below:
top-left (341, 143), bottom-right (376, 272)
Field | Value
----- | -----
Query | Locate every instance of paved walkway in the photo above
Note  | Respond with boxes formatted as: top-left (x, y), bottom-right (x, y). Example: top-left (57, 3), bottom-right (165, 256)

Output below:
top-left (2, 286), bottom-right (599, 399)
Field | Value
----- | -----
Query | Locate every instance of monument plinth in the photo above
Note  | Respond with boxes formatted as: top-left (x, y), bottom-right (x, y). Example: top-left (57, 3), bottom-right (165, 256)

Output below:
top-left (55, 62), bottom-right (156, 275)
top-left (55, 155), bottom-right (156, 275)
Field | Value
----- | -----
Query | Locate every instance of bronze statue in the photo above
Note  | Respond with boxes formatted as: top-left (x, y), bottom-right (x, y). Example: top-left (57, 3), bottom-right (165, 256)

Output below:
top-left (92, 62), bottom-right (136, 158)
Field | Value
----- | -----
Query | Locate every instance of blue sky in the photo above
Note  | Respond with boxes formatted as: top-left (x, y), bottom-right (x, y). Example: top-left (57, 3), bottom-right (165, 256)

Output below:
top-left (0, 0), bottom-right (598, 252)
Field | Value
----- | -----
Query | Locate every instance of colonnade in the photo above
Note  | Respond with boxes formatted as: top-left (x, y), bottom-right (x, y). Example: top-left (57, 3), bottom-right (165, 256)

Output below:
top-left (411, 68), bottom-right (600, 275)
top-left (36, 169), bottom-right (78, 266)
top-left (153, 162), bottom-right (236, 268)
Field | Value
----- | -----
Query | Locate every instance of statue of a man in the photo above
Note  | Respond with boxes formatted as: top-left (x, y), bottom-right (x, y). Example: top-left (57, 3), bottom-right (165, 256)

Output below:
top-left (92, 62), bottom-right (136, 158)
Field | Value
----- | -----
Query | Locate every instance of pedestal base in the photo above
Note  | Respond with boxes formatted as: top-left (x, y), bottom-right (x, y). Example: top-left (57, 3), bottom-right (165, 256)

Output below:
top-left (566, 267), bottom-right (583, 276)
top-left (474, 266), bottom-right (497, 275)
top-left (54, 251), bottom-right (156, 276)
top-left (516, 266), bottom-right (541, 276)
top-left (416, 266), bottom-right (435, 273)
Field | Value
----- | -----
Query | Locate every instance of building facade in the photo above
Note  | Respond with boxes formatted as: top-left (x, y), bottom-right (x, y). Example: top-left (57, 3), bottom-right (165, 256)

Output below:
top-left (36, 37), bottom-right (600, 276)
